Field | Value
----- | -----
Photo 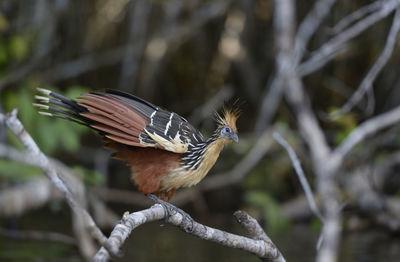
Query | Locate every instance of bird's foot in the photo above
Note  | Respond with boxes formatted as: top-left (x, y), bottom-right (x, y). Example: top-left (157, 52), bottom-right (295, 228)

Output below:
top-left (148, 194), bottom-right (195, 233)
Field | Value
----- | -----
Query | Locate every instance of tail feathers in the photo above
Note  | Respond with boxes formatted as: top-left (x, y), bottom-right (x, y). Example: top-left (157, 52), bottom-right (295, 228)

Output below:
top-left (33, 88), bottom-right (89, 126)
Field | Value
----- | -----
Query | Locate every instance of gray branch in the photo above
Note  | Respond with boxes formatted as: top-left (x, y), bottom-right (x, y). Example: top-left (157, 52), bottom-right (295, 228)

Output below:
top-left (299, 0), bottom-right (400, 76)
top-left (94, 205), bottom-right (285, 262)
top-left (273, 132), bottom-right (324, 222)
top-left (0, 110), bottom-right (112, 257)
top-left (337, 7), bottom-right (400, 115)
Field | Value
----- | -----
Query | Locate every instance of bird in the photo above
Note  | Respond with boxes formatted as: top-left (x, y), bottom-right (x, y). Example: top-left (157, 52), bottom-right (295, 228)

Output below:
top-left (33, 88), bottom-right (240, 203)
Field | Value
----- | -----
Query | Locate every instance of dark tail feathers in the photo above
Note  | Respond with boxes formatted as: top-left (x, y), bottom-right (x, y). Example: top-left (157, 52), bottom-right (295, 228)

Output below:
top-left (33, 88), bottom-right (89, 126)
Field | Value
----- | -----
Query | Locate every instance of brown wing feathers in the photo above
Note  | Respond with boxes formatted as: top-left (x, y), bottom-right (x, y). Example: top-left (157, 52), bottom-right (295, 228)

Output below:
top-left (34, 88), bottom-right (186, 200)
top-left (77, 94), bottom-right (147, 147)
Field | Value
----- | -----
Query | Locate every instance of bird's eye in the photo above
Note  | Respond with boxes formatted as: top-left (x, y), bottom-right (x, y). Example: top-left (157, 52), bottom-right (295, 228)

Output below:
top-left (225, 127), bottom-right (231, 133)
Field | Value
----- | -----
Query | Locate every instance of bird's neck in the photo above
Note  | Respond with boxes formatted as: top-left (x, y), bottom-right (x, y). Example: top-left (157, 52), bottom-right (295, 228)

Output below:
top-left (181, 132), bottom-right (226, 170)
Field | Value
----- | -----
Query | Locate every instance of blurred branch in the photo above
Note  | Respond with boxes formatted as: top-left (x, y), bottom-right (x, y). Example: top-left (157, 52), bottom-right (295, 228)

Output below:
top-left (0, 110), bottom-right (112, 257)
top-left (294, 0), bottom-right (337, 62)
top-left (273, 132), bottom-right (324, 222)
top-left (188, 85), bottom-right (234, 125)
top-left (299, 0), bottom-right (400, 76)
top-left (0, 227), bottom-right (76, 245)
top-left (0, 176), bottom-right (59, 216)
top-left (256, 0), bottom-right (336, 132)
top-left (94, 205), bottom-right (285, 262)
top-left (0, 143), bottom-right (99, 260)
top-left (255, 0), bottom-right (297, 132)
top-left (336, 8), bottom-right (400, 115)
top-left (273, 1), bottom-right (342, 262)
top-left (331, 1), bottom-right (383, 34)
top-left (118, 0), bottom-right (152, 92)
top-left (44, 46), bottom-right (127, 83)
top-left (333, 104), bottom-right (400, 161)
top-left (140, 0), bottom-right (230, 93)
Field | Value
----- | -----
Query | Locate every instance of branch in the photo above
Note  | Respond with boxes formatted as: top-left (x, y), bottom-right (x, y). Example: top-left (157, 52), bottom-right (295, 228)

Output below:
top-left (0, 110), bottom-right (113, 256)
top-left (330, 1), bottom-right (383, 34)
top-left (273, 132), bottom-right (324, 222)
top-left (118, 0), bottom-right (151, 92)
top-left (0, 227), bottom-right (76, 245)
top-left (336, 7), bottom-right (400, 115)
top-left (294, 0), bottom-right (337, 62)
top-left (273, 1), bottom-right (342, 261)
top-left (299, 0), bottom-right (400, 76)
top-left (94, 204), bottom-right (285, 262)
top-left (333, 104), bottom-right (400, 160)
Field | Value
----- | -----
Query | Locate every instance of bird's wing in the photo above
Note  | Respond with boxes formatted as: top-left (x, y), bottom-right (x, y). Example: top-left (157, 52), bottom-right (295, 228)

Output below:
top-left (104, 90), bottom-right (205, 153)
top-left (35, 88), bottom-right (204, 153)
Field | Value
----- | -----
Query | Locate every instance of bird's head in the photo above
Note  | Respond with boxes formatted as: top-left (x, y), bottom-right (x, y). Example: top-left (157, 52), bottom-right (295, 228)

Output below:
top-left (215, 105), bottom-right (240, 143)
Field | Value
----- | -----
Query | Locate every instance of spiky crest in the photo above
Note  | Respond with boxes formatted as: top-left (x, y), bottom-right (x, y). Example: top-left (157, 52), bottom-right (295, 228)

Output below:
top-left (215, 103), bottom-right (240, 133)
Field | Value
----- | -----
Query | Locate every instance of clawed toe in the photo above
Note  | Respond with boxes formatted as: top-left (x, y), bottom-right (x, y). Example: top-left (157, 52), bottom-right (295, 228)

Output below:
top-left (148, 194), bottom-right (195, 232)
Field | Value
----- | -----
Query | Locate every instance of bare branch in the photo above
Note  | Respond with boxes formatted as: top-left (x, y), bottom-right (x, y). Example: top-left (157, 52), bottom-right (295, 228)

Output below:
top-left (337, 8), bottom-right (400, 115)
top-left (331, 1), bottom-right (383, 34)
top-left (255, 0), bottom-right (296, 132)
top-left (299, 0), bottom-right (400, 76)
top-left (234, 210), bottom-right (286, 262)
top-left (273, 132), bottom-right (324, 222)
top-left (0, 227), bottom-right (76, 245)
top-left (0, 177), bottom-right (58, 216)
top-left (273, 1), bottom-right (343, 261)
top-left (118, 0), bottom-right (151, 92)
top-left (0, 110), bottom-right (112, 256)
top-left (94, 204), bottom-right (285, 262)
top-left (295, 0), bottom-right (337, 62)
top-left (333, 104), bottom-right (400, 160)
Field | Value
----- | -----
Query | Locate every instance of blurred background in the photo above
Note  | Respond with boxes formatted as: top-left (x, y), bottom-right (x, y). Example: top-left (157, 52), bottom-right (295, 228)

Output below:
top-left (1, 0), bottom-right (400, 261)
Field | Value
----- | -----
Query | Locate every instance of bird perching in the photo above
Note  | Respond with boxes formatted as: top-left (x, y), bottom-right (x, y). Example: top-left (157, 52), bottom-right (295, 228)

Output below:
top-left (34, 88), bottom-right (240, 201)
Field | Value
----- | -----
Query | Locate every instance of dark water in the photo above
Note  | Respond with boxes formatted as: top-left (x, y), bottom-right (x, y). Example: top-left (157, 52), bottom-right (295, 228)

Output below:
top-left (1, 209), bottom-right (400, 262)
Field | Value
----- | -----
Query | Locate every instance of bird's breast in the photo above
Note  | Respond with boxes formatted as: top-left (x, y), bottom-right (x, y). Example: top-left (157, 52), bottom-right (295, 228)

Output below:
top-left (159, 139), bottom-right (225, 190)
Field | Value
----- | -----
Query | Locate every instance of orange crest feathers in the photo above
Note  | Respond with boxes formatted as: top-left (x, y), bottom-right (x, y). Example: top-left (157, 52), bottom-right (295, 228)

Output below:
top-left (215, 103), bottom-right (241, 133)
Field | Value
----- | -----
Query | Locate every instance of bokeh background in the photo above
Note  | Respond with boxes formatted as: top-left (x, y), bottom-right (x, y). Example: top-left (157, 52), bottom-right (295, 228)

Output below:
top-left (1, 0), bottom-right (400, 261)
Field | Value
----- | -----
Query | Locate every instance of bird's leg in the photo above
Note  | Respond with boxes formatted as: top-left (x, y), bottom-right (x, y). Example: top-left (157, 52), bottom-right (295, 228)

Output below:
top-left (147, 194), bottom-right (195, 233)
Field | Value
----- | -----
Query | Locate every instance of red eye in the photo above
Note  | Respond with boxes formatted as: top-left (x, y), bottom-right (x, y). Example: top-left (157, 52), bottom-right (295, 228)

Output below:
top-left (225, 127), bottom-right (230, 132)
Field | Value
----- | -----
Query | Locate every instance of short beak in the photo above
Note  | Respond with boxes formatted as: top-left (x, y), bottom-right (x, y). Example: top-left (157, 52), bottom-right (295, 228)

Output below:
top-left (230, 133), bottom-right (239, 143)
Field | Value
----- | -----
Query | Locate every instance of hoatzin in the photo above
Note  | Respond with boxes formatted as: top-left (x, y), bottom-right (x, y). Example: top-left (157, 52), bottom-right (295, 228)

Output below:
top-left (33, 88), bottom-right (240, 203)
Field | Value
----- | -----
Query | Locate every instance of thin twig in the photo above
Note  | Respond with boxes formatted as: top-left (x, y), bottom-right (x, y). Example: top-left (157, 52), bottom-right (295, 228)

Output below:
top-left (299, 0), bottom-right (400, 76)
top-left (331, 1), bottom-right (383, 34)
top-left (333, 104), bottom-right (400, 160)
top-left (273, 132), bottom-right (324, 222)
top-left (336, 7), bottom-right (400, 115)
top-left (294, 0), bottom-right (337, 62)
top-left (118, 0), bottom-right (151, 92)
top-left (0, 228), bottom-right (76, 245)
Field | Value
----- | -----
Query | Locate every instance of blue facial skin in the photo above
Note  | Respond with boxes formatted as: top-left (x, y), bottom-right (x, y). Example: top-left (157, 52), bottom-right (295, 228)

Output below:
top-left (220, 126), bottom-right (239, 143)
